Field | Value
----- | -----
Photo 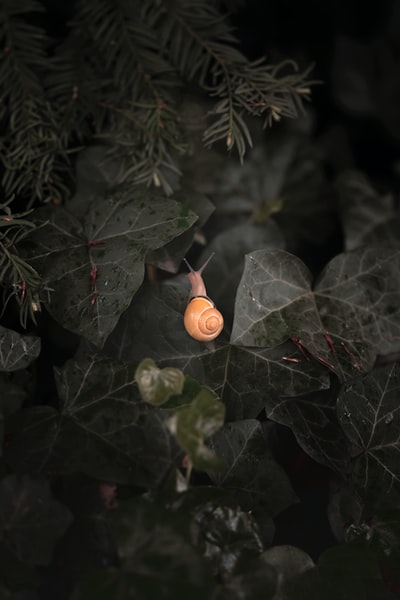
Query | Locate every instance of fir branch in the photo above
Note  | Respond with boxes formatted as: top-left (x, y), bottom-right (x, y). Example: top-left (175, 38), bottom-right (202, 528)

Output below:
top-left (65, 0), bottom-right (185, 191)
top-left (0, 199), bottom-right (49, 327)
top-left (100, 100), bottom-right (185, 193)
top-left (151, 0), bottom-right (314, 160)
top-left (0, 0), bottom-right (76, 204)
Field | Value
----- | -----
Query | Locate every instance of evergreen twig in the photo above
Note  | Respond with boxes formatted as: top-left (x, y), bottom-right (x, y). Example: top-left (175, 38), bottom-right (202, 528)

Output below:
top-left (0, 199), bottom-right (50, 327)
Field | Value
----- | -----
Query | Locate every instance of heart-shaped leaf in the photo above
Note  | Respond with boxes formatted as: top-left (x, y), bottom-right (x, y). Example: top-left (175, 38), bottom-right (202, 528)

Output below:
top-left (337, 362), bottom-right (400, 508)
top-left (231, 247), bottom-right (400, 380)
top-left (363, 215), bottom-right (400, 247)
top-left (261, 545), bottom-right (315, 598)
top-left (193, 222), bottom-right (285, 327)
top-left (6, 355), bottom-right (181, 488)
top-left (135, 358), bottom-right (185, 406)
top-left (25, 186), bottom-right (197, 346)
top-left (265, 387), bottom-right (350, 472)
top-left (0, 474), bottom-right (73, 566)
top-left (314, 246), bottom-right (400, 364)
top-left (207, 419), bottom-right (298, 515)
top-left (231, 249), bottom-right (318, 348)
top-left (336, 170), bottom-right (395, 251)
top-left (0, 326), bottom-right (41, 372)
top-left (210, 134), bottom-right (330, 244)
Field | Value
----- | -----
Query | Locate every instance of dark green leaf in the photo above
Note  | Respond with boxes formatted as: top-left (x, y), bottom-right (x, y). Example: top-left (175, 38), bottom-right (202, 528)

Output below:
top-left (218, 553), bottom-right (277, 600)
top-left (194, 222), bottom-right (285, 327)
top-left (5, 406), bottom-right (75, 477)
top-left (135, 358), bottom-right (184, 406)
top-left (363, 215), bottom-right (400, 247)
top-left (6, 356), bottom-right (181, 488)
top-left (337, 362), bottom-right (400, 507)
top-left (0, 474), bottom-right (73, 566)
top-left (231, 249), bottom-right (317, 348)
top-left (336, 170), bottom-right (395, 251)
top-left (371, 510), bottom-right (400, 552)
top-left (210, 135), bottom-right (330, 244)
top-left (0, 326), bottom-right (40, 372)
top-left (265, 387), bottom-right (350, 472)
top-left (147, 189), bottom-right (214, 274)
top-left (314, 246), bottom-right (400, 373)
top-left (261, 545), bottom-right (315, 599)
top-left (207, 420), bottom-right (297, 515)
top-left (26, 186), bottom-right (197, 346)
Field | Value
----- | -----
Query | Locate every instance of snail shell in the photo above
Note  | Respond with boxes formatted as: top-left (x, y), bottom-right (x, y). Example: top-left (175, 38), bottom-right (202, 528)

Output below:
top-left (183, 253), bottom-right (224, 342)
top-left (184, 297), bottom-right (224, 342)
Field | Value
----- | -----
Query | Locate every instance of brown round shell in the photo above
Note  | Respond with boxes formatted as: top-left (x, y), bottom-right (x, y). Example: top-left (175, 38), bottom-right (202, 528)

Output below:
top-left (183, 297), bottom-right (224, 342)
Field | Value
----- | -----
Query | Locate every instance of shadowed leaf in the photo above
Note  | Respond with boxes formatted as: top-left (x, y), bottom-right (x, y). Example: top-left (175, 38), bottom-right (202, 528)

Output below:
top-left (6, 355), bottom-right (181, 488)
top-left (0, 474), bottom-right (73, 566)
top-left (25, 186), bottom-right (197, 346)
top-left (337, 362), bottom-right (400, 507)
top-left (207, 419), bottom-right (297, 515)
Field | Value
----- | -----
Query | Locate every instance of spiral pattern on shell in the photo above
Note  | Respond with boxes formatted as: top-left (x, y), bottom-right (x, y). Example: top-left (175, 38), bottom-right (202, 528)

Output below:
top-left (183, 297), bottom-right (224, 342)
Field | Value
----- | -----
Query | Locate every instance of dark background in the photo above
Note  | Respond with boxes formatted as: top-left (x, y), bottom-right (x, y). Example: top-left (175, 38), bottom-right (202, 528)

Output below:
top-left (234, 0), bottom-right (400, 189)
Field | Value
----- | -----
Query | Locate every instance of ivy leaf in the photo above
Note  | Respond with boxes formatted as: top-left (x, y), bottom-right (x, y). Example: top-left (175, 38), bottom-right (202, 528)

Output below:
top-left (6, 355), bottom-right (181, 488)
top-left (219, 553), bottom-right (277, 599)
top-left (265, 387), bottom-right (350, 472)
top-left (0, 326), bottom-right (41, 372)
top-left (194, 222), bottom-right (285, 328)
top-left (261, 545), bottom-right (315, 598)
top-left (371, 510), bottom-right (400, 553)
top-left (231, 249), bottom-right (318, 348)
top-left (171, 389), bottom-right (225, 471)
top-left (207, 419), bottom-right (297, 515)
top-left (210, 134), bottom-right (331, 245)
top-left (0, 474), bottom-right (73, 566)
top-left (147, 189), bottom-right (215, 274)
top-left (204, 343), bottom-right (329, 422)
top-left (336, 170), bottom-right (394, 251)
top-left (337, 362), bottom-right (400, 508)
top-left (231, 247), bottom-right (400, 380)
top-left (135, 358), bottom-right (185, 406)
top-left (363, 215), bottom-right (400, 248)
top-left (314, 245), bottom-right (400, 367)
top-left (26, 186), bottom-right (197, 346)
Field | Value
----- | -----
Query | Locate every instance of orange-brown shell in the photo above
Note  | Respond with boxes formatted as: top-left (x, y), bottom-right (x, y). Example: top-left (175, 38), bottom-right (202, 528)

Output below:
top-left (183, 297), bottom-right (224, 342)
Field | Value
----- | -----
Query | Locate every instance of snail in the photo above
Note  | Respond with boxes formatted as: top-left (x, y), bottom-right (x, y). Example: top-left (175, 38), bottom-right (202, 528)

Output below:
top-left (183, 253), bottom-right (224, 342)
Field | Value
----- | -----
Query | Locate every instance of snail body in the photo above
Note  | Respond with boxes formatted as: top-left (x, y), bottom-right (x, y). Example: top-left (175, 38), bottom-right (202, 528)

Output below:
top-left (183, 254), bottom-right (224, 342)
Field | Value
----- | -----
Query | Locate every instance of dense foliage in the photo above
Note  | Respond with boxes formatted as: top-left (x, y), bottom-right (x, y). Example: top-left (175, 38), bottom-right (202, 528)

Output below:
top-left (1, 0), bottom-right (400, 598)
